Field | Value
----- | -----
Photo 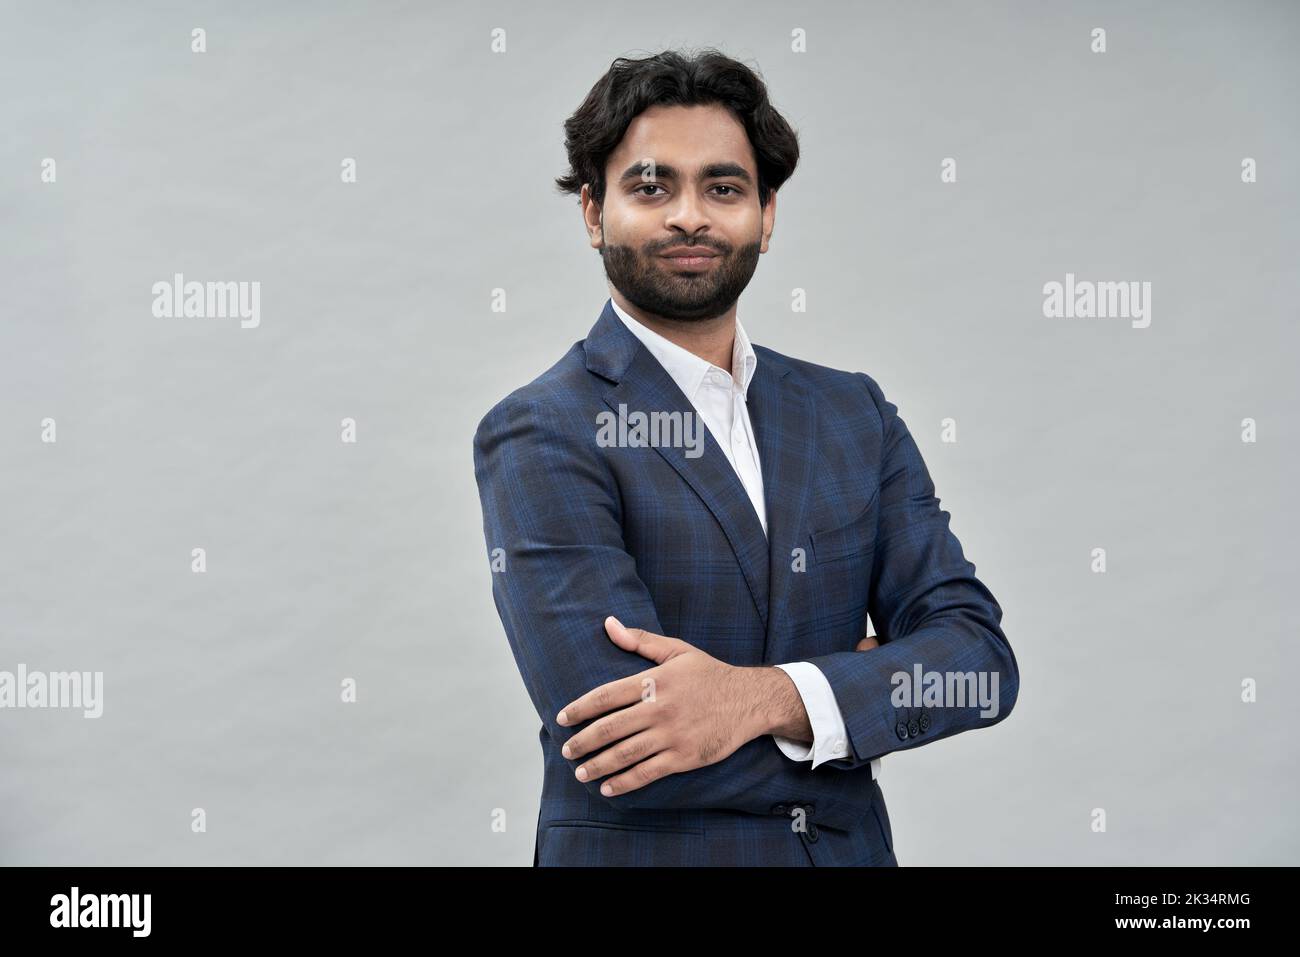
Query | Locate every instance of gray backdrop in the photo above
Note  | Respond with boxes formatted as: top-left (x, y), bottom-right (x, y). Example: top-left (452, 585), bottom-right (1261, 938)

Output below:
top-left (2, 0), bottom-right (1297, 865)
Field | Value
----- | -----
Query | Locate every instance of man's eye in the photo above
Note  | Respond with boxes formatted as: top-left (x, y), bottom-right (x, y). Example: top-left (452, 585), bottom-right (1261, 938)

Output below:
top-left (634, 184), bottom-right (740, 197)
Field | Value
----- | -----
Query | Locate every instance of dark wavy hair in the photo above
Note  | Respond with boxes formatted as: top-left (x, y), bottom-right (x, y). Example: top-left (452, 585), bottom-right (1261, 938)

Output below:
top-left (554, 48), bottom-right (799, 209)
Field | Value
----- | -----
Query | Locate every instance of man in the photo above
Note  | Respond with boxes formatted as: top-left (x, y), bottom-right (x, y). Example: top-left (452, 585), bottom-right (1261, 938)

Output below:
top-left (473, 49), bottom-right (1019, 866)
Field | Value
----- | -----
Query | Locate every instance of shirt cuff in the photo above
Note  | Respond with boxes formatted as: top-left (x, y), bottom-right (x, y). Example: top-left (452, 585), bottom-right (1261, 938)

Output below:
top-left (771, 661), bottom-right (853, 769)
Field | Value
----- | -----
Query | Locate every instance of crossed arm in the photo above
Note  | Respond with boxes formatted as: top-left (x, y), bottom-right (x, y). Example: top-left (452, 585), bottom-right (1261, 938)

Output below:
top-left (555, 616), bottom-right (881, 796)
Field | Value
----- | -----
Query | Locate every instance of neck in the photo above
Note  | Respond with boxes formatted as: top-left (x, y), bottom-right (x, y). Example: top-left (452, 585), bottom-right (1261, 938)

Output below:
top-left (611, 289), bottom-right (736, 371)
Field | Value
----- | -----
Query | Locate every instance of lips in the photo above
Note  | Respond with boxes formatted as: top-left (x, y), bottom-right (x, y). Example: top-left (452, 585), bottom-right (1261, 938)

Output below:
top-left (659, 247), bottom-right (721, 271)
top-left (660, 247), bottom-right (719, 258)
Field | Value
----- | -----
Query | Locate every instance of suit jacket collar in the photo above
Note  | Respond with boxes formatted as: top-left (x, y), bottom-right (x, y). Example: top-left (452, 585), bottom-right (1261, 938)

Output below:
top-left (607, 296), bottom-right (760, 402)
top-left (585, 297), bottom-right (793, 383)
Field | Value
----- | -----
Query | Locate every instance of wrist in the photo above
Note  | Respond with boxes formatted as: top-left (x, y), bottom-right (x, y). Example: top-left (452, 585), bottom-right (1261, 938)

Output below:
top-left (744, 665), bottom-right (806, 741)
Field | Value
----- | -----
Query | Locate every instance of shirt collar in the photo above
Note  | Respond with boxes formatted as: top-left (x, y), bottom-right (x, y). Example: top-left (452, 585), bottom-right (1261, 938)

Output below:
top-left (608, 297), bottom-right (758, 401)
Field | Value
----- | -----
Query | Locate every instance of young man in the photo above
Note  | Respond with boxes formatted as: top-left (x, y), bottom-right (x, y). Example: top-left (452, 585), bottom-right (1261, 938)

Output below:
top-left (474, 49), bottom-right (1019, 866)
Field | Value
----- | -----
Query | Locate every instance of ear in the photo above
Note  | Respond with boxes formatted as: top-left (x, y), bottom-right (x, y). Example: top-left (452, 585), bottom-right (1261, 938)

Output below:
top-left (582, 184), bottom-right (603, 250)
top-left (759, 188), bottom-right (777, 254)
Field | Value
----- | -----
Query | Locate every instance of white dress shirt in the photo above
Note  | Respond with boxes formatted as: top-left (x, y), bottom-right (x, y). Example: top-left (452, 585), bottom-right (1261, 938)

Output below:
top-left (610, 297), bottom-right (880, 778)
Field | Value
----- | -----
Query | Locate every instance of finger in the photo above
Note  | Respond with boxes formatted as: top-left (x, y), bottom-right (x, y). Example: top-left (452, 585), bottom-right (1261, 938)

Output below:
top-left (604, 616), bottom-right (680, 664)
top-left (855, 635), bottom-right (879, 651)
top-left (596, 748), bottom-right (683, 798)
top-left (572, 727), bottom-right (665, 785)
top-left (562, 701), bottom-right (655, 761)
top-left (556, 670), bottom-right (653, 727)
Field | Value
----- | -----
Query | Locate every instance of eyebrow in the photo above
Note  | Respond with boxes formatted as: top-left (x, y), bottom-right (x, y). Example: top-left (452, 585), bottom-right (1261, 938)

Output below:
top-left (618, 160), bottom-right (754, 186)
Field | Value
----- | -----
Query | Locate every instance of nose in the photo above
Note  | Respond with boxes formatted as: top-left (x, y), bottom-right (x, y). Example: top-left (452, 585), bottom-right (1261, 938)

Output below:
top-left (663, 188), bottom-right (710, 235)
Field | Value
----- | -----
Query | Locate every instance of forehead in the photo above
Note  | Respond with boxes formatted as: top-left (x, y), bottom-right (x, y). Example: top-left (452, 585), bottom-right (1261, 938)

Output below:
top-left (608, 103), bottom-right (755, 174)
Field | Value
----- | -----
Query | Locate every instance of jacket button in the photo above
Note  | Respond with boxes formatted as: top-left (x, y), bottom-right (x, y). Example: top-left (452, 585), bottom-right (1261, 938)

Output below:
top-left (919, 711), bottom-right (932, 732)
top-left (771, 803), bottom-right (789, 816)
top-left (895, 722), bottom-right (909, 740)
top-left (805, 822), bottom-right (820, 843)
top-left (908, 720), bottom-right (919, 737)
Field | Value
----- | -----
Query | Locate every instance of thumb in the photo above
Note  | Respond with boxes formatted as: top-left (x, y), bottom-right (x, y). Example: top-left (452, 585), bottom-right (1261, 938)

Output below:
top-left (605, 616), bottom-right (677, 664)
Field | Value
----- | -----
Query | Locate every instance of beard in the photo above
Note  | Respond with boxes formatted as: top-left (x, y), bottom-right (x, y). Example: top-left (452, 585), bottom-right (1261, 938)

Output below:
top-left (599, 233), bottom-right (762, 322)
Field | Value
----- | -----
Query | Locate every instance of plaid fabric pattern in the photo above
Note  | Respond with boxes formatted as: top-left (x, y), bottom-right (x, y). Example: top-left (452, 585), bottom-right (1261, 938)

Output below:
top-left (474, 299), bottom-right (1019, 866)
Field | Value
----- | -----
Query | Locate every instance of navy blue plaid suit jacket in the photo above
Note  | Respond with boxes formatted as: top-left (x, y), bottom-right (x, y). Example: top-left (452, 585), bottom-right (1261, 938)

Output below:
top-left (473, 299), bottom-right (1019, 866)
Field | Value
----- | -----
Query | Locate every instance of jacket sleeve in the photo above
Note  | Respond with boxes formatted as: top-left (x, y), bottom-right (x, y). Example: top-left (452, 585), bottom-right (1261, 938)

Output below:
top-left (473, 395), bottom-right (876, 830)
top-left (802, 372), bottom-right (1020, 771)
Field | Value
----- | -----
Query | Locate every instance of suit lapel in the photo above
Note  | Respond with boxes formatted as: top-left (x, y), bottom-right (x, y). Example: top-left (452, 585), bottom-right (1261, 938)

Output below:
top-left (746, 354), bottom-right (817, 662)
top-left (586, 301), bottom-right (771, 627)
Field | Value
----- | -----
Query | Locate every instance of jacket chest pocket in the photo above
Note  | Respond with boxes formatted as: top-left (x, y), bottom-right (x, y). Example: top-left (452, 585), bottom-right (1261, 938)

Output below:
top-left (802, 492), bottom-right (879, 640)
top-left (809, 489), bottom-right (879, 565)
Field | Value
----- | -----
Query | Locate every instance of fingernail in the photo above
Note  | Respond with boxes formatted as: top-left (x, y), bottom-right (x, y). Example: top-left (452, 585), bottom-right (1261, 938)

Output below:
top-left (561, 743), bottom-right (571, 758)
top-left (557, 710), bottom-right (568, 725)
top-left (575, 766), bottom-right (588, 781)
top-left (601, 783), bottom-right (613, 796)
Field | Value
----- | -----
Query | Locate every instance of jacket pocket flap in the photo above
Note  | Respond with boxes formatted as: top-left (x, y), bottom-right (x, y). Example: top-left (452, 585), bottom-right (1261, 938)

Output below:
top-left (810, 490), bottom-right (879, 564)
